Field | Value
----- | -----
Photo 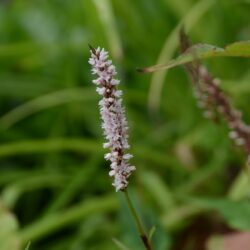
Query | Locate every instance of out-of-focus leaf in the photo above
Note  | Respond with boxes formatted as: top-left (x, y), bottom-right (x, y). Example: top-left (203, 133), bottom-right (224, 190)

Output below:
top-left (24, 242), bottom-right (31, 250)
top-left (149, 226), bottom-right (156, 241)
top-left (0, 74), bottom-right (60, 98)
top-left (228, 171), bottom-right (250, 200)
top-left (0, 202), bottom-right (20, 250)
top-left (147, 0), bottom-right (215, 112)
top-left (18, 194), bottom-right (118, 243)
top-left (112, 238), bottom-right (131, 250)
top-left (2, 173), bottom-right (69, 208)
top-left (92, 0), bottom-right (123, 60)
top-left (0, 42), bottom-right (41, 58)
top-left (0, 88), bottom-right (96, 129)
top-left (190, 197), bottom-right (250, 230)
top-left (0, 139), bottom-right (100, 158)
top-left (45, 154), bottom-right (102, 213)
top-left (140, 171), bottom-right (176, 211)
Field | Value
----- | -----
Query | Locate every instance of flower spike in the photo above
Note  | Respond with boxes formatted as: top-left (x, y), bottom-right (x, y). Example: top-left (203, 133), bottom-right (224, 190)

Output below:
top-left (89, 47), bottom-right (135, 191)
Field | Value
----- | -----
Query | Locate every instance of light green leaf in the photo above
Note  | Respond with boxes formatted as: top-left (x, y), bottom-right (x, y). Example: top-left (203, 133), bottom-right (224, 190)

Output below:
top-left (190, 198), bottom-right (250, 231)
top-left (149, 226), bottom-right (156, 241)
top-left (0, 88), bottom-right (96, 129)
top-left (139, 41), bottom-right (250, 73)
top-left (24, 242), bottom-right (31, 250)
top-left (18, 195), bottom-right (118, 243)
top-left (0, 202), bottom-right (20, 250)
top-left (112, 238), bottom-right (131, 250)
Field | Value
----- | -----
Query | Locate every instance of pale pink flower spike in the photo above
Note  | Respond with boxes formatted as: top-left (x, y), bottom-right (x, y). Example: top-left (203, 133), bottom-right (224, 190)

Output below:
top-left (89, 46), bottom-right (135, 191)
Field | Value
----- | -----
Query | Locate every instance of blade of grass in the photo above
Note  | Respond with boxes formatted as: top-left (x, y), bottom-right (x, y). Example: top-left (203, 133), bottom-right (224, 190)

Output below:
top-left (175, 147), bottom-right (228, 195)
top-left (45, 154), bottom-right (102, 214)
top-left (0, 138), bottom-right (178, 169)
top-left (0, 42), bottom-right (41, 58)
top-left (1, 173), bottom-right (69, 208)
top-left (24, 242), bottom-right (31, 250)
top-left (112, 238), bottom-right (132, 250)
top-left (140, 171), bottom-right (176, 212)
top-left (92, 0), bottom-right (123, 60)
top-left (0, 74), bottom-right (59, 98)
top-left (0, 88), bottom-right (96, 129)
top-left (162, 0), bottom-right (191, 17)
top-left (18, 194), bottom-right (118, 244)
top-left (0, 138), bottom-right (100, 158)
top-left (147, 0), bottom-right (215, 114)
top-left (0, 88), bottom-right (148, 130)
top-left (161, 203), bottom-right (204, 230)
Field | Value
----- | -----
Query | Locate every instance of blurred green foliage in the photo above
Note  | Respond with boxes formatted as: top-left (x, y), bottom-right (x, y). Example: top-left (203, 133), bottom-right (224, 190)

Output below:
top-left (0, 0), bottom-right (250, 249)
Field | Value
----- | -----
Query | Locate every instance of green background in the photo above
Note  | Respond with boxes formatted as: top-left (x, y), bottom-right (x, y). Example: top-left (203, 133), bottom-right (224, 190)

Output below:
top-left (0, 0), bottom-right (250, 249)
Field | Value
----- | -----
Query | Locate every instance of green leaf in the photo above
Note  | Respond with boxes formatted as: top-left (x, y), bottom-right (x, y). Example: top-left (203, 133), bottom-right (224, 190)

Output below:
top-left (18, 195), bottom-right (118, 243)
top-left (92, 0), bottom-right (123, 60)
top-left (0, 202), bottom-right (20, 250)
top-left (0, 88), bottom-right (96, 129)
top-left (147, 0), bottom-right (216, 112)
top-left (112, 238), bottom-right (131, 250)
top-left (149, 226), bottom-right (156, 241)
top-left (139, 41), bottom-right (250, 73)
top-left (225, 41), bottom-right (250, 56)
top-left (190, 198), bottom-right (250, 230)
top-left (24, 242), bottom-right (31, 250)
top-left (140, 171), bottom-right (176, 211)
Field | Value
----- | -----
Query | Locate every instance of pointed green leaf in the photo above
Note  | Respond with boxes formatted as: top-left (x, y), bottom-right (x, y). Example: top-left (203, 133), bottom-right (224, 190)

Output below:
top-left (0, 202), bottom-right (20, 250)
top-left (139, 41), bottom-right (250, 73)
top-left (112, 238), bottom-right (131, 250)
top-left (24, 242), bottom-right (31, 250)
top-left (149, 226), bottom-right (156, 241)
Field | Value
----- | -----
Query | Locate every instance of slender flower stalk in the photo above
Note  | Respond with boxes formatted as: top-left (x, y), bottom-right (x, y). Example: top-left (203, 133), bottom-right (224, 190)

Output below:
top-left (179, 30), bottom-right (250, 166)
top-left (124, 189), bottom-right (152, 250)
top-left (89, 46), bottom-right (152, 250)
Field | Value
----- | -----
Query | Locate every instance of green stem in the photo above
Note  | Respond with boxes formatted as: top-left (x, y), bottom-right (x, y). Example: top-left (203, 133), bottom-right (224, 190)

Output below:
top-left (124, 189), bottom-right (152, 250)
